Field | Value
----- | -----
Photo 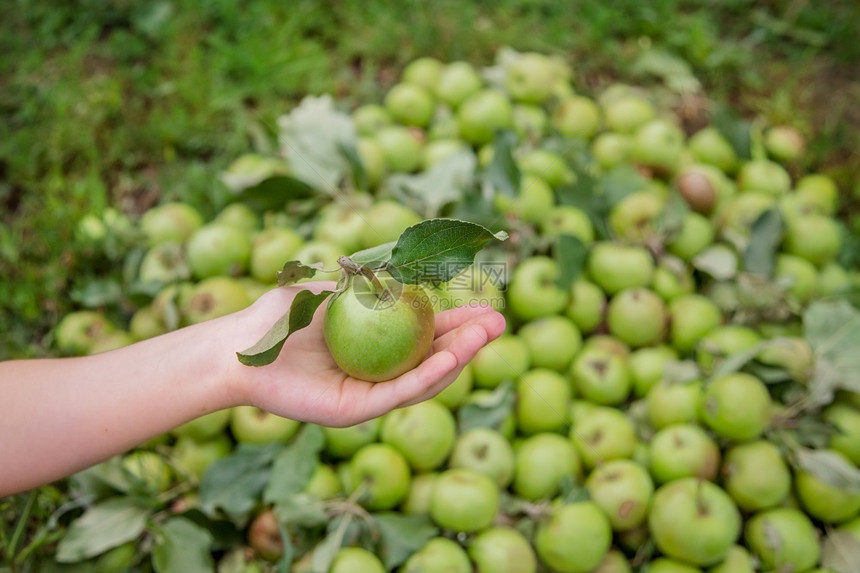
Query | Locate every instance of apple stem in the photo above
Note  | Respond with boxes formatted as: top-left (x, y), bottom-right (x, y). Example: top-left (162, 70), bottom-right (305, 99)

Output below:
top-left (337, 255), bottom-right (393, 302)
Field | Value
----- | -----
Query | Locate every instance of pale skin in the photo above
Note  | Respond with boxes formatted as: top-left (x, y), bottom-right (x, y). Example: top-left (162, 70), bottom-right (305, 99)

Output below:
top-left (0, 282), bottom-right (506, 497)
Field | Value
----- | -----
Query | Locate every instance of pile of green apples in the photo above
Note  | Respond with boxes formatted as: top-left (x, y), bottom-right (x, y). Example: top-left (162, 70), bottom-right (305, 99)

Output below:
top-left (51, 49), bottom-right (860, 573)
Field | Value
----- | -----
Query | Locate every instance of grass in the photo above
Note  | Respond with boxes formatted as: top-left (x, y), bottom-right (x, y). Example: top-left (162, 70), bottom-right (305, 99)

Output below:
top-left (1, 0), bottom-right (858, 360)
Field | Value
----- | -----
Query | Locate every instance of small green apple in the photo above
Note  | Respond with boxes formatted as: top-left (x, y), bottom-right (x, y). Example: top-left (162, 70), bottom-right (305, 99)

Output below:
top-left (384, 82), bottom-right (435, 127)
top-left (230, 406), bottom-right (300, 445)
top-left (646, 380), bottom-right (703, 430)
top-left (631, 345), bottom-right (679, 397)
top-left (329, 547), bottom-right (385, 573)
top-left (55, 310), bottom-right (116, 355)
top-left (570, 346), bottom-right (632, 406)
top-left (505, 52), bottom-right (556, 104)
top-left (539, 205), bottom-right (594, 243)
top-left (435, 61), bottom-right (483, 109)
top-left (707, 545), bottom-right (755, 573)
top-left (434, 363), bottom-right (474, 409)
top-left (588, 243), bottom-right (655, 295)
top-left (186, 223), bottom-right (252, 279)
top-left (571, 406), bottom-right (637, 470)
top-left (535, 501), bottom-right (612, 573)
top-left (375, 125), bottom-right (424, 173)
top-left (507, 256), bottom-right (570, 321)
top-left (585, 459), bottom-right (654, 531)
top-left (518, 315), bottom-right (582, 371)
top-left (552, 95), bottom-right (601, 139)
top-left (591, 132), bottom-right (633, 170)
top-left (737, 159), bottom-right (791, 196)
top-left (471, 333), bottom-right (530, 388)
top-left (249, 227), bottom-right (304, 283)
top-left (352, 104), bottom-right (392, 136)
top-left (606, 287), bottom-right (668, 348)
top-left (469, 526), bottom-right (537, 573)
top-left (182, 276), bottom-right (251, 325)
top-left (349, 443), bottom-right (411, 511)
top-left (668, 294), bottom-right (723, 354)
top-left (380, 400), bottom-right (456, 471)
top-left (402, 537), bottom-right (471, 573)
top-left (322, 417), bottom-right (381, 459)
top-left (430, 468), bottom-right (500, 532)
top-left (171, 409), bottom-right (232, 441)
top-left (457, 89), bottom-right (514, 146)
top-left (699, 373), bottom-right (772, 441)
top-left (648, 423), bottom-right (721, 484)
top-left (513, 432), bottom-right (581, 501)
top-left (688, 127), bottom-right (738, 174)
top-left (565, 279), bottom-right (607, 334)
top-left (140, 201), bottom-right (204, 247)
top-left (214, 203), bottom-right (260, 233)
top-left (400, 472), bottom-right (438, 515)
top-left (795, 450), bottom-right (860, 523)
top-left (825, 403), bottom-right (860, 464)
top-left (449, 427), bottom-right (515, 488)
top-left (721, 440), bottom-right (790, 512)
top-left (516, 368), bottom-right (571, 434)
top-left (745, 508), bottom-right (821, 572)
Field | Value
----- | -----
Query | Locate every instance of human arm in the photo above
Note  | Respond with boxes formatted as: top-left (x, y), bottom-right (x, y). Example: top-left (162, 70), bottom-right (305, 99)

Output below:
top-left (0, 282), bottom-right (506, 497)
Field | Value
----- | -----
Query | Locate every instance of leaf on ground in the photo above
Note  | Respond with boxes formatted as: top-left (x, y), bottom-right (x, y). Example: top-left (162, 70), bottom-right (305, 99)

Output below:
top-left (483, 130), bottom-right (520, 197)
top-left (794, 448), bottom-right (860, 493)
top-left (711, 103), bottom-right (752, 160)
top-left (151, 516), bottom-right (214, 573)
top-left (822, 530), bottom-right (860, 573)
top-left (458, 381), bottom-right (516, 434)
top-left (631, 48), bottom-right (701, 94)
top-left (554, 234), bottom-right (587, 290)
top-left (386, 151), bottom-right (477, 217)
top-left (264, 424), bottom-right (325, 503)
top-left (220, 154), bottom-right (291, 192)
top-left (709, 342), bottom-right (768, 379)
top-left (237, 289), bottom-right (334, 366)
top-left (663, 360), bottom-right (702, 385)
top-left (385, 219), bottom-right (507, 285)
top-left (276, 95), bottom-right (357, 194)
top-left (233, 175), bottom-right (316, 213)
top-left (274, 493), bottom-right (328, 529)
top-left (693, 244), bottom-right (738, 280)
top-left (277, 260), bottom-right (323, 287)
top-left (743, 208), bottom-right (785, 275)
top-left (804, 300), bottom-right (860, 405)
top-left (373, 512), bottom-right (438, 571)
top-left (56, 497), bottom-right (150, 562)
top-left (199, 443), bottom-right (282, 520)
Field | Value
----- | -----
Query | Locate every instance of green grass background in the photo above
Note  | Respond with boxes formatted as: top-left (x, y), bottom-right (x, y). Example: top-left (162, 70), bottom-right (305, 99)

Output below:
top-left (1, 0), bottom-right (858, 360)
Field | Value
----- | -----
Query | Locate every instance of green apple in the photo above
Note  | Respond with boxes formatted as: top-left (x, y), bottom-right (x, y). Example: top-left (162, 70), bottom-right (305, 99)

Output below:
top-left (587, 243), bottom-right (655, 295)
top-left (402, 57), bottom-right (444, 91)
top-left (375, 125), bottom-right (424, 173)
top-left (716, 192), bottom-right (775, 239)
top-left (516, 368), bottom-right (571, 434)
top-left (668, 294), bottom-right (723, 354)
top-left (469, 526), bottom-right (537, 573)
top-left (507, 256), bottom-right (570, 321)
top-left (570, 346), bottom-right (632, 406)
top-left (121, 450), bottom-right (172, 494)
top-left (744, 508), bottom-right (820, 572)
top-left (590, 549), bottom-right (632, 573)
top-left (471, 333), bottom-right (530, 388)
top-left (721, 440), bottom-right (790, 512)
top-left (535, 501), bottom-right (612, 573)
top-left (513, 432), bottom-right (581, 501)
top-left (518, 315), bottom-right (582, 371)
top-left (796, 173), bottom-right (839, 215)
top-left (581, 333), bottom-right (630, 359)
top-left (696, 324), bottom-right (761, 372)
top-left (737, 159), bottom-right (791, 195)
top-left (171, 409), bottom-right (232, 441)
top-left (782, 212), bottom-right (842, 267)
top-left (648, 478), bottom-right (741, 567)
top-left (94, 541), bottom-right (138, 572)
top-left (646, 380), bottom-right (703, 430)
top-left (435, 61), bottom-right (483, 108)
top-left (552, 95), bottom-right (601, 139)
top-left (381, 400), bottom-right (456, 471)
top-left (463, 390), bottom-right (517, 439)
top-left (518, 149), bottom-right (575, 188)
top-left (303, 462), bottom-right (341, 500)
top-left (359, 199), bottom-right (422, 249)
top-left (765, 125), bottom-right (805, 162)
top-left (699, 373), bottom-right (772, 441)
top-left (646, 558), bottom-right (701, 573)
top-left (494, 174), bottom-right (555, 225)
top-left (513, 103), bottom-right (549, 141)
top-left (137, 242), bottom-right (191, 285)
top-left (795, 450), bottom-right (860, 523)
top-left (688, 127), bottom-right (737, 173)
top-left (434, 363), bottom-right (474, 409)
top-left (606, 287), bottom-right (668, 347)
top-left (312, 201), bottom-right (369, 254)
top-left (324, 272), bottom-right (435, 382)
top-left (631, 345), bottom-right (679, 397)
top-left (230, 406), bottom-right (300, 444)
top-left (330, 547), bottom-right (385, 573)
top-left (181, 276), bottom-right (251, 325)
top-left (86, 330), bottom-right (136, 355)
top-left (648, 423), bottom-right (720, 484)
top-left (652, 260), bottom-right (696, 302)
top-left (140, 201), bottom-right (204, 247)
top-left (630, 119), bottom-right (685, 173)
top-left (356, 137), bottom-right (387, 188)
top-left (55, 310), bottom-right (116, 355)
top-left (214, 203), bottom-right (259, 233)
top-left (774, 253), bottom-right (819, 303)
top-left (505, 51), bottom-right (556, 104)
top-left (349, 443), bottom-right (411, 510)
top-left (186, 223), bottom-right (251, 279)
top-left (430, 468), bottom-right (499, 532)
top-left (401, 472), bottom-right (438, 515)
top-left (608, 190), bottom-right (665, 244)
top-left (129, 305), bottom-right (167, 341)
top-left (565, 279), bottom-right (607, 334)
top-left (249, 227), bottom-right (304, 283)
top-left (571, 406), bottom-right (637, 469)
top-left (818, 261), bottom-right (853, 296)
top-left (667, 212), bottom-right (715, 261)
top-left (421, 138), bottom-right (470, 169)
top-left (539, 205), bottom-right (594, 243)
top-left (585, 459), bottom-right (654, 531)
top-left (457, 89), bottom-right (514, 145)
top-left (322, 417), bottom-right (381, 458)
top-left (707, 545), bottom-right (755, 573)
top-left (602, 93), bottom-right (656, 134)
top-left (449, 427), bottom-right (515, 488)
top-left (294, 240), bottom-right (341, 281)
top-left (825, 403), bottom-right (860, 464)
top-left (591, 132), bottom-right (633, 170)
top-left (384, 82), bottom-right (435, 127)
top-left (402, 537), bottom-right (471, 573)
top-left (353, 104), bottom-right (392, 136)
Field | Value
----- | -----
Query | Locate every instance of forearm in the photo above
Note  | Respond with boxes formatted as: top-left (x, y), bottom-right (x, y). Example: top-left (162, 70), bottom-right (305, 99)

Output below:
top-left (0, 313), bottom-right (241, 497)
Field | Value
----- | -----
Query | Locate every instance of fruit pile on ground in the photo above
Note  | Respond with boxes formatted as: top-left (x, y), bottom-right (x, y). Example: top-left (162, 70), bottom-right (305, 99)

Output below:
top-left (41, 49), bottom-right (860, 571)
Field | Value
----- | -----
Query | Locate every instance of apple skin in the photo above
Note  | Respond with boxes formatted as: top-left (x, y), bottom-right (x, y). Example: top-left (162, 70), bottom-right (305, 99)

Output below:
top-left (421, 138), bottom-right (469, 169)
top-left (494, 174), bottom-right (555, 225)
top-left (540, 205), bottom-right (594, 243)
top-left (435, 61), bottom-right (483, 109)
top-left (668, 294), bottom-right (723, 354)
top-left (552, 95), bottom-right (601, 139)
top-left (535, 501), bottom-right (613, 573)
top-left (182, 276), bottom-right (251, 325)
top-left (138, 242), bottom-right (191, 285)
top-left (648, 478), bottom-right (742, 567)
top-left (433, 363), bottom-right (474, 409)
top-left (323, 274), bottom-right (435, 382)
top-left (571, 406), bottom-right (637, 470)
top-left (566, 279), bottom-right (607, 334)
top-left (796, 173), bottom-right (839, 215)
top-left (349, 443), bottom-right (411, 511)
top-left (696, 324), bottom-right (761, 372)
top-left (329, 547), bottom-right (385, 573)
top-left (249, 227), bottom-right (304, 283)
top-left (699, 373), bottom-right (772, 441)
top-left (403, 57), bottom-right (444, 90)
top-left (384, 82), bottom-right (435, 127)
top-left (380, 400), bottom-right (456, 472)
top-left (667, 212), bottom-right (715, 261)
top-left (591, 132), bottom-right (633, 170)
top-left (400, 472), bottom-right (438, 515)
top-left (230, 406), bottom-right (301, 445)
top-left (646, 380), bottom-right (703, 430)
top-left (652, 260), bottom-right (696, 302)
top-left (518, 315), bottom-right (582, 371)
top-left (744, 508), bottom-right (821, 573)
top-left (505, 51), bottom-right (556, 104)
top-left (587, 243), bottom-right (655, 295)
top-left (721, 440), bottom-right (791, 512)
top-left (608, 190), bottom-right (665, 244)
top-left (585, 459), bottom-right (654, 531)
top-left (356, 137), bottom-right (387, 188)
top-left (322, 417), bottom-right (381, 459)
top-left (631, 345), bottom-right (679, 397)
top-left (825, 403), bottom-right (860, 464)
top-left (457, 89), bottom-right (514, 146)
top-left (648, 423), bottom-right (721, 484)
top-left (516, 368), bottom-right (571, 434)
top-left (570, 346), bottom-right (632, 406)
top-left (707, 545), bottom-right (755, 573)
top-left (302, 463), bottom-right (341, 500)
top-left (359, 199), bottom-right (422, 249)
top-left (630, 119), bottom-right (685, 174)
top-left (774, 253), bottom-right (820, 303)
top-left (795, 450), bottom-right (860, 523)
top-left (513, 432), bottom-right (581, 501)
top-left (121, 451), bottom-right (172, 494)
top-left (590, 549), bottom-right (632, 573)
top-left (186, 223), bottom-right (252, 279)
top-left (782, 212), bottom-right (843, 267)
top-left (518, 149), bottom-right (575, 188)
top-left (737, 159), bottom-right (791, 196)
top-left (688, 127), bottom-right (738, 174)
top-left (375, 125), bottom-right (424, 173)
top-left (602, 94), bottom-right (656, 134)
top-left (507, 256), bottom-right (570, 321)
top-left (312, 201), bottom-right (369, 254)
top-left (402, 537), bottom-right (471, 573)
top-left (129, 305), bottom-right (167, 341)
top-left (171, 409), bottom-right (232, 441)
top-left (646, 558), bottom-right (701, 573)
top-left (430, 468), bottom-right (500, 533)
top-left (471, 333), bottom-right (531, 388)
top-left (55, 310), bottom-right (116, 356)
top-left (140, 201), bottom-right (204, 247)
top-left (352, 104), bottom-right (392, 136)
top-left (449, 427), bottom-right (515, 488)
top-left (606, 287), bottom-right (668, 348)
top-left (469, 526), bottom-right (537, 573)
top-left (214, 203), bottom-right (260, 233)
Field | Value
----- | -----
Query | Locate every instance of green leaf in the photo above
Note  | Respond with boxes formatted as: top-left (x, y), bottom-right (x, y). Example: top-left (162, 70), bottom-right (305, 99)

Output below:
top-left (151, 517), bottom-right (214, 573)
top-left (692, 244), bottom-right (739, 280)
top-left (264, 424), bottom-right (325, 504)
top-left (631, 48), bottom-right (701, 94)
top-left (804, 300), bottom-right (860, 405)
top-left (274, 493), bottom-right (328, 528)
top-left (794, 448), bottom-right (860, 493)
top-left (277, 260), bottom-right (322, 287)
top-left (220, 154), bottom-right (291, 192)
top-left (655, 191), bottom-right (689, 241)
top-left (822, 530), bottom-right (860, 573)
top-left (349, 242), bottom-right (395, 268)
top-left (340, 141), bottom-right (368, 191)
top-left (458, 381), bottom-right (516, 434)
top-left (386, 151), bottom-right (477, 217)
top-left (310, 515), bottom-right (351, 573)
top-left (708, 342), bottom-right (768, 379)
top-left (373, 513), bottom-right (438, 571)
top-left (663, 360), bottom-right (702, 385)
top-left (711, 103), bottom-right (751, 160)
top-left (277, 95), bottom-right (357, 193)
top-left (233, 175), bottom-right (316, 213)
top-left (554, 234), bottom-right (587, 290)
top-left (237, 289), bottom-right (334, 367)
top-left (484, 130), bottom-right (520, 196)
top-left (199, 443), bottom-right (281, 520)
top-left (55, 497), bottom-right (150, 562)
top-left (384, 219), bottom-right (508, 284)
top-left (743, 208), bottom-right (785, 275)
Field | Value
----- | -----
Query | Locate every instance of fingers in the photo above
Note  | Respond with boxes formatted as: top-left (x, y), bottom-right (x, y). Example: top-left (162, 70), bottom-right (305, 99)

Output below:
top-left (434, 305), bottom-right (504, 338)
